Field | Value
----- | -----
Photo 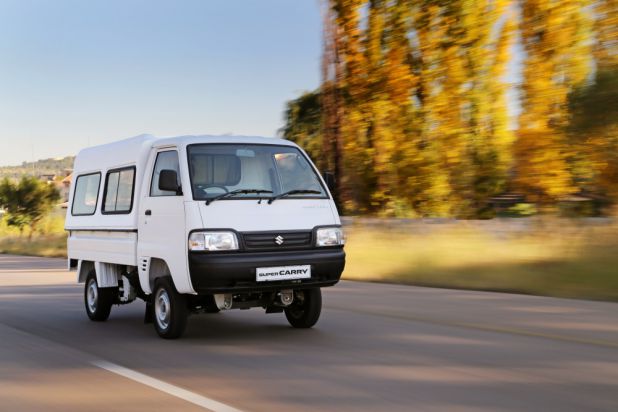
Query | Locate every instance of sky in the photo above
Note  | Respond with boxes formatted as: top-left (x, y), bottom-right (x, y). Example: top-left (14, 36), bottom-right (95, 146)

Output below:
top-left (0, 0), bottom-right (322, 166)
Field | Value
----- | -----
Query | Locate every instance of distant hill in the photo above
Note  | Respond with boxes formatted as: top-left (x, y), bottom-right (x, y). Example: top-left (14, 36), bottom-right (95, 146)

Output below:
top-left (0, 156), bottom-right (75, 179)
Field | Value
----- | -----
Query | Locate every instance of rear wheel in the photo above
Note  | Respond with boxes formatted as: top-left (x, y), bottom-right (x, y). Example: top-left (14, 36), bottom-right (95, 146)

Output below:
top-left (284, 288), bottom-right (322, 328)
top-left (84, 271), bottom-right (115, 321)
top-left (152, 278), bottom-right (188, 339)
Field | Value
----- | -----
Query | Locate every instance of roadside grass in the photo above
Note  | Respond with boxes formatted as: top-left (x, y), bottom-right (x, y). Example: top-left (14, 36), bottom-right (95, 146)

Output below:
top-left (0, 212), bottom-right (67, 258)
top-left (0, 234), bottom-right (67, 258)
top-left (2, 211), bottom-right (617, 302)
top-left (342, 220), bottom-right (618, 302)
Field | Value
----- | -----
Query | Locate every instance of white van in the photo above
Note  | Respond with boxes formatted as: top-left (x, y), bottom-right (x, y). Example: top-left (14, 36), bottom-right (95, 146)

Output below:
top-left (65, 134), bottom-right (345, 338)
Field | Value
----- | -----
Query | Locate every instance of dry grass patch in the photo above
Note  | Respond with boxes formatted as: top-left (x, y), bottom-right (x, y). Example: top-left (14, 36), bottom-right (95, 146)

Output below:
top-left (343, 219), bottom-right (618, 301)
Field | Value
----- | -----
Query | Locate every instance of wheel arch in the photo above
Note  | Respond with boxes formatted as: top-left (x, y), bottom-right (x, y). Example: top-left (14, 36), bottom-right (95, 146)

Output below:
top-left (148, 258), bottom-right (174, 293)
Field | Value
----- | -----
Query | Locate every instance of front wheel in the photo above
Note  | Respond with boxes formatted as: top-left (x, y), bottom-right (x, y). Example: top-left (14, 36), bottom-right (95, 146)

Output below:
top-left (84, 271), bottom-right (115, 321)
top-left (284, 288), bottom-right (322, 328)
top-left (152, 278), bottom-right (188, 339)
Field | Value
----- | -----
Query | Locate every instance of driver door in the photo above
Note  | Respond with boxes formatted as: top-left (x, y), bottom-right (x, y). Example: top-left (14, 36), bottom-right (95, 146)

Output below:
top-left (138, 148), bottom-right (189, 294)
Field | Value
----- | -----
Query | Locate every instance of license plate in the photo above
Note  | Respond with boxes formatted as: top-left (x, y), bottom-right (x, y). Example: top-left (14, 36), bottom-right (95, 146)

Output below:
top-left (256, 265), bottom-right (311, 282)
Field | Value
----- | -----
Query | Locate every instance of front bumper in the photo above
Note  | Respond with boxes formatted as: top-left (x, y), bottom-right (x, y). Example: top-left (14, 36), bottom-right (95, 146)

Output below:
top-left (188, 248), bottom-right (345, 294)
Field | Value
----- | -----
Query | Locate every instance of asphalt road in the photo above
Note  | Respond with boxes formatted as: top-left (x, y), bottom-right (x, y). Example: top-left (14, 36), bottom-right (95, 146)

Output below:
top-left (1, 254), bottom-right (617, 412)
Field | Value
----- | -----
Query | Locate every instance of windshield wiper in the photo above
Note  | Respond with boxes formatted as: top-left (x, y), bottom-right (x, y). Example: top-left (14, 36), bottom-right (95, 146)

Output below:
top-left (267, 189), bottom-right (322, 204)
top-left (205, 189), bottom-right (273, 205)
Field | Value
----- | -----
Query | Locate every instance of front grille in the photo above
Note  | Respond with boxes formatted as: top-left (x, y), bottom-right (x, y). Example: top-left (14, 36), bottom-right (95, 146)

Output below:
top-left (242, 231), bottom-right (313, 251)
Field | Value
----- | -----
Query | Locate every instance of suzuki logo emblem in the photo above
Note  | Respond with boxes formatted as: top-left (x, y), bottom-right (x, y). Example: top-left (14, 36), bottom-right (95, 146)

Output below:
top-left (274, 235), bottom-right (284, 245)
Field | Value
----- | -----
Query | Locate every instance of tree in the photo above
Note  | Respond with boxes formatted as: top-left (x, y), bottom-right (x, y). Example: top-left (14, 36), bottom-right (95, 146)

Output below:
top-left (563, 0), bottom-right (618, 205)
top-left (280, 90), bottom-right (323, 165)
top-left (515, 0), bottom-right (593, 203)
top-left (568, 69), bottom-right (618, 201)
top-left (0, 177), bottom-right (60, 238)
top-left (410, 0), bottom-right (515, 217)
top-left (594, 0), bottom-right (618, 71)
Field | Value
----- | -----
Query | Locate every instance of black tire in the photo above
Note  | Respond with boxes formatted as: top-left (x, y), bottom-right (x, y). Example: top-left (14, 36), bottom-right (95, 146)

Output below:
top-left (284, 288), bottom-right (322, 328)
top-left (152, 278), bottom-right (188, 339)
top-left (84, 270), bottom-right (116, 321)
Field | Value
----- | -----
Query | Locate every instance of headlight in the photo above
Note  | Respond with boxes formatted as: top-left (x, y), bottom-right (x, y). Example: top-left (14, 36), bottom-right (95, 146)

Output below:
top-left (316, 227), bottom-right (345, 247)
top-left (189, 231), bottom-right (239, 251)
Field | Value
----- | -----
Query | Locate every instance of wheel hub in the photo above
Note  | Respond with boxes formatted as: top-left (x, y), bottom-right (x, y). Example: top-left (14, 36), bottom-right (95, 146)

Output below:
top-left (87, 280), bottom-right (98, 313)
top-left (155, 289), bottom-right (171, 330)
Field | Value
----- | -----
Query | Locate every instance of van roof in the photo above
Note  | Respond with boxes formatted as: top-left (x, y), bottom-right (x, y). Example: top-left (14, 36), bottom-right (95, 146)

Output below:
top-left (154, 134), bottom-right (296, 148)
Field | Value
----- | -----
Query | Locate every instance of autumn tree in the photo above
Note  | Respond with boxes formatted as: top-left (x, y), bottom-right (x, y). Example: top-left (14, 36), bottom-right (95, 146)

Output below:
top-left (569, 70), bottom-right (618, 201)
top-left (594, 0), bottom-right (618, 71)
top-left (566, 0), bottom-right (618, 204)
top-left (320, 0), bottom-right (345, 203)
top-left (515, 0), bottom-right (592, 203)
top-left (409, 0), bottom-right (516, 217)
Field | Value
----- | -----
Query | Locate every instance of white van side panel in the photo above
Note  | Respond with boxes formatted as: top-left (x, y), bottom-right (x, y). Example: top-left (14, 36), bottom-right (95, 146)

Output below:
top-left (65, 135), bottom-right (155, 232)
top-left (68, 230), bottom-right (138, 266)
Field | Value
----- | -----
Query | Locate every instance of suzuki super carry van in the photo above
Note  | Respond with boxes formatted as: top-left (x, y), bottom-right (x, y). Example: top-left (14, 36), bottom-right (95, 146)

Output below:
top-left (65, 134), bottom-right (345, 338)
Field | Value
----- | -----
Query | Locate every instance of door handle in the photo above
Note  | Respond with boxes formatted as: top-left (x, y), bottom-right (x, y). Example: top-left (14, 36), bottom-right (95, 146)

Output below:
top-left (145, 209), bottom-right (152, 216)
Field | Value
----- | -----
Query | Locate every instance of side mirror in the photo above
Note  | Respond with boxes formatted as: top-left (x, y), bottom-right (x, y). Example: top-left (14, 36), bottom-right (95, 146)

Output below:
top-left (159, 169), bottom-right (181, 194)
top-left (322, 172), bottom-right (335, 193)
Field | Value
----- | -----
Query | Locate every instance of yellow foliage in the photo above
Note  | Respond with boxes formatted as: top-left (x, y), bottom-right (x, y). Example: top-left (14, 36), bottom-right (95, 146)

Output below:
top-left (282, 0), bottom-right (613, 216)
top-left (515, 0), bottom-right (592, 202)
top-left (322, 0), bottom-right (522, 216)
top-left (594, 0), bottom-right (618, 70)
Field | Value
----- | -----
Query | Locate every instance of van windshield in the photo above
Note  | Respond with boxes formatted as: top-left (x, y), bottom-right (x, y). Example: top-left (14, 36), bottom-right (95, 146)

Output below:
top-left (187, 144), bottom-right (327, 201)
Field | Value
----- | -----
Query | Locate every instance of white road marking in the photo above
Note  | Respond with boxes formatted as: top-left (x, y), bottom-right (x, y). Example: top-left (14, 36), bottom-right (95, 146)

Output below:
top-left (92, 360), bottom-right (244, 412)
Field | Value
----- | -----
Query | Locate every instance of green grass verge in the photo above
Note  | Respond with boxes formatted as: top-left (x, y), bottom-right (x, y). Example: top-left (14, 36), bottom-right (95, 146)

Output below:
top-left (342, 221), bottom-right (618, 301)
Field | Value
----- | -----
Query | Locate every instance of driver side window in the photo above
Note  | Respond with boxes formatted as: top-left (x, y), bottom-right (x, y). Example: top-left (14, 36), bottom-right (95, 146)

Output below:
top-left (150, 150), bottom-right (181, 197)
